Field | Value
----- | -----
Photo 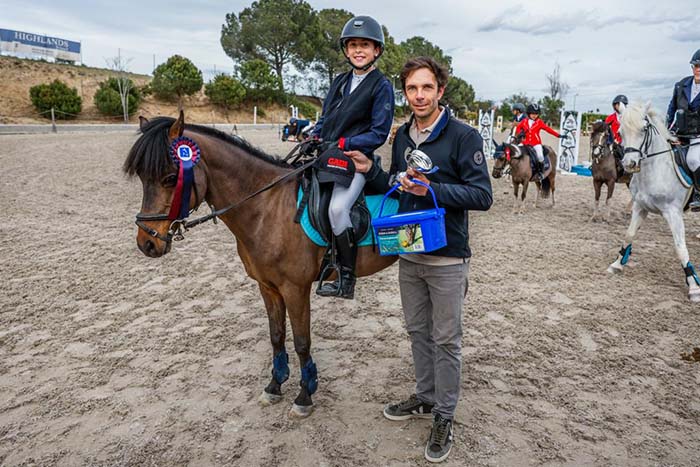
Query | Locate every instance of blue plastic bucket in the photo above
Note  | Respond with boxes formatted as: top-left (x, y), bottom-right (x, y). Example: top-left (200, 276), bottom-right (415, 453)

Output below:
top-left (372, 180), bottom-right (446, 256)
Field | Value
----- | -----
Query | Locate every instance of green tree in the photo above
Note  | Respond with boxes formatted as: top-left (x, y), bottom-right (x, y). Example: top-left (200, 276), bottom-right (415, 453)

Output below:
top-left (442, 76), bottom-right (475, 117)
top-left (378, 25), bottom-right (406, 91)
top-left (205, 74), bottom-right (246, 112)
top-left (473, 99), bottom-right (495, 112)
top-left (29, 79), bottom-right (82, 119)
top-left (239, 59), bottom-right (281, 101)
top-left (400, 36), bottom-right (452, 72)
top-left (94, 77), bottom-right (141, 118)
top-left (540, 62), bottom-right (568, 124)
top-left (313, 8), bottom-right (354, 87)
top-left (220, 0), bottom-right (320, 92)
top-left (497, 93), bottom-right (532, 121)
top-left (539, 96), bottom-right (565, 126)
top-left (151, 55), bottom-right (203, 108)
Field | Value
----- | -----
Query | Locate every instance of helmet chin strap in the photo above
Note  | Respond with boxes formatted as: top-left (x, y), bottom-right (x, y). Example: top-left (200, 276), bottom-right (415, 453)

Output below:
top-left (348, 58), bottom-right (375, 71)
top-left (343, 47), bottom-right (383, 72)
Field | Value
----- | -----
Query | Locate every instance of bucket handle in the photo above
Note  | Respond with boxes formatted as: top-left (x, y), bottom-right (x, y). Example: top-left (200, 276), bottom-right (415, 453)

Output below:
top-left (378, 179), bottom-right (439, 218)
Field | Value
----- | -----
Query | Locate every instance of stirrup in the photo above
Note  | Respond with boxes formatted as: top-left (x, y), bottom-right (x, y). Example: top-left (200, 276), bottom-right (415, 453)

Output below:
top-left (316, 262), bottom-right (342, 296)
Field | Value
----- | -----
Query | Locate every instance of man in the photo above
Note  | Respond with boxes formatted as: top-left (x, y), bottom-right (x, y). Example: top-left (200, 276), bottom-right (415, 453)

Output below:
top-left (347, 57), bottom-right (493, 463)
top-left (667, 49), bottom-right (700, 211)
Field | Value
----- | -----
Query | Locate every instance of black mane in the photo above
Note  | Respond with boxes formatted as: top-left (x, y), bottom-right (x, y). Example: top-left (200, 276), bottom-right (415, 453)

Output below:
top-left (591, 120), bottom-right (609, 135)
top-left (123, 117), bottom-right (289, 181)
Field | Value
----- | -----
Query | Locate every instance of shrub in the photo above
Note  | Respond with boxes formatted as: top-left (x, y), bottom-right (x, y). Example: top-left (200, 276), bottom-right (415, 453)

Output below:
top-left (29, 79), bottom-right (82, 119)
top-left (289, 96), bottom-right (319, 119)
top-left (151, 55), bottom-right (203, 103)
top-left (205, 74), bottom-right (246, 110)
top-left (239, 59), bottom-right (280, 102)
top-left (94, 77), bottom-right (141, 117)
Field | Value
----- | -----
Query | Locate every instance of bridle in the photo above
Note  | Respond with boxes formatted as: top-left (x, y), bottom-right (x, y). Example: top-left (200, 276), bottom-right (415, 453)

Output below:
top-left (591, 129), bottom-right (612, 163)
top-left (492, 144), bottom-right (513, 177)
top-left (135, 171), bottom-right (204, 244)
top-left (134, 141), bottom-right (317, 246)
top-left (623, 116), bottom-right (661, 165)
top-left (621, 115), bottom-right (700, 172)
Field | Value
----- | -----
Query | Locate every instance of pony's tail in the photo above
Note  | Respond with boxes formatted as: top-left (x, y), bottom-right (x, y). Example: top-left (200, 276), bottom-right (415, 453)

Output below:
top-left (540, 175), bottom-right (551, 198)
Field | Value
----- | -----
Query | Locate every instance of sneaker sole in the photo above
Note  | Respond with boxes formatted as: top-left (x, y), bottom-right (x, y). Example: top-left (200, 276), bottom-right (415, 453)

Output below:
top-left (383, 407), bottom-right (433, 421)
top-left (425, 444), bottom-right (452, 463)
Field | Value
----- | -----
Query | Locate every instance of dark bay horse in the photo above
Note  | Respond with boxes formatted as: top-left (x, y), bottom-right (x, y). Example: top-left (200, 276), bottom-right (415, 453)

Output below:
top-left (123, 114), bottom-right (397, 417)
top-left (492, 142), bottom-right (557, 214)
top-left (590, 121), bottom-right (631, 221)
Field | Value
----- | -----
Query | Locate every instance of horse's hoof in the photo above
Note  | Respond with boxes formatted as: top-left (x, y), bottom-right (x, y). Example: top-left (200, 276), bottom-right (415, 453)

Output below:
top-left (688, 290), bottom-right (700, 303)
top-left (258, 390), bottom-right (283, 406)
top-left (289, 403), bottom-right (314, 418)
top-left (607, 264), bottom-right (622, 274)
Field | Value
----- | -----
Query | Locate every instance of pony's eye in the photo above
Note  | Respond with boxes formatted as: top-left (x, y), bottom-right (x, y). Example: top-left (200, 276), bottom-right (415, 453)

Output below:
top-left (162, 174), bottom-right (178, 187)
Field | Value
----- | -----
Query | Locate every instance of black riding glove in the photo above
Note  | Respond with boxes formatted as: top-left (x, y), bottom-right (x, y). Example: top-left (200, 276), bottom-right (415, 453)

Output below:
top-left (299, 137), bottom-right (322, 156)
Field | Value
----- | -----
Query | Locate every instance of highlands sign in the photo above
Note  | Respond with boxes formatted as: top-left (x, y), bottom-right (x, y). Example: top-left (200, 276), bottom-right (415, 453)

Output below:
top-left (0, 28), bottom-right (81, 62)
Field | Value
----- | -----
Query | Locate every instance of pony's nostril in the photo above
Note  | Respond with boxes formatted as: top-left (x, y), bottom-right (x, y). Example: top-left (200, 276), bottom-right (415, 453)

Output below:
top-left (145, 240), bottom-right (155, 253)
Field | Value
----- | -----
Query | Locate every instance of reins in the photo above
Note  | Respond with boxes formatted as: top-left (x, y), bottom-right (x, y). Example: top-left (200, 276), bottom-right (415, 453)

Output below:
top-left (135, 140), bottom-right (316, 244)
top-left (624, 117), bottom-right (700, 159)
top-left (184, 156), bottom-right (317, 230)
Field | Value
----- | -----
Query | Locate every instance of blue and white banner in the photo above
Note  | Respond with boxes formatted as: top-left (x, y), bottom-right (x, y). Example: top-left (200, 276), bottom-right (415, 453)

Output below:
top-left (478, 109), bottom-right (495, 158)
top-left (0, 29), bottom-right (81, 62)
top-left (558, 110), bottom-right (582, 172)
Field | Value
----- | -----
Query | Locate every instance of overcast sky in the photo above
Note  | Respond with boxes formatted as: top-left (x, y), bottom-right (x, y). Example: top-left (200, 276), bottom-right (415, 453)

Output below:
top-left (2, 0), bottom-right (698, 114)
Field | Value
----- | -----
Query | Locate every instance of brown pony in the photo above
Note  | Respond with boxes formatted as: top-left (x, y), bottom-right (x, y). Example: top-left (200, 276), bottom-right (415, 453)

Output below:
top-left (491, 141), bottom-right (557, 214)
top-left (123, 114), bottom-right (397, 417)
top-left (590, 121), bottom-right (631, 221)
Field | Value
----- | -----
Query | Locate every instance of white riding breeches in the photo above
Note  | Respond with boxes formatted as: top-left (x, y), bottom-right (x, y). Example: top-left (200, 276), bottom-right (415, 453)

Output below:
top-left (687, 137), bottom-right (700, 172)
top-left (328, 172), bottom-right (366, 236)
top-left (533, 144), bottom-right (545, 163)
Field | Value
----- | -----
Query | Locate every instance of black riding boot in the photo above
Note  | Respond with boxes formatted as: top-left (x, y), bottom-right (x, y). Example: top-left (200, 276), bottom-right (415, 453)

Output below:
top-left (535, 159), bottom-right (545, 181)
top-left (691, 169), bottom-right (700, 212)
top-left (317, 228), bottom-right (357, 299)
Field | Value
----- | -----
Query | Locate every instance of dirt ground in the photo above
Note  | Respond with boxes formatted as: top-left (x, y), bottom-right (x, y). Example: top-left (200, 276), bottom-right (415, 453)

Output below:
top-left (1, 128), bottom-right (700, 467)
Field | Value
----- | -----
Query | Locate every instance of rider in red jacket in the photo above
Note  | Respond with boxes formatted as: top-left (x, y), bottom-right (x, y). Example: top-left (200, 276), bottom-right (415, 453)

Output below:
top-left (515, 103), bottom-right (563, 179)
top-left (605, 95), bottom-right (627, 167)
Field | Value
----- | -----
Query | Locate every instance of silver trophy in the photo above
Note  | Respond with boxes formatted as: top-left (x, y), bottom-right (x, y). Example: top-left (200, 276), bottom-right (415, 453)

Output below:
top-left (397, 149), bottom-right (439, 182)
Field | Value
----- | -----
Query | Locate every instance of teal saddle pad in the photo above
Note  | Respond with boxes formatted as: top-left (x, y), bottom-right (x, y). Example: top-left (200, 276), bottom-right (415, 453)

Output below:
top-left (297, 187), bottom-right (399, 247)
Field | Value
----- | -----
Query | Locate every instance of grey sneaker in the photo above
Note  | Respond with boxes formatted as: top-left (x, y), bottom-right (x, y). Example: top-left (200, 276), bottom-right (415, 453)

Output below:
top-left (425, 413), bottom-right (453, 463)
top-left (383, 394), bottom-right (434, 421)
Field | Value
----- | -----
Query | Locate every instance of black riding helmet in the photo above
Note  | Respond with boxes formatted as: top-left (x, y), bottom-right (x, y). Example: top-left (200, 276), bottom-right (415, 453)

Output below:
top-left (526, 103), bottom-right (540, 114)
top-left (691, 49), bottom-right (700, 66)
top-left (340, 16), bottom-right (385, 71)
top-left (612, 94), bottom-right (628, 106)
top-left (512, 103), bottom-right (526, 113)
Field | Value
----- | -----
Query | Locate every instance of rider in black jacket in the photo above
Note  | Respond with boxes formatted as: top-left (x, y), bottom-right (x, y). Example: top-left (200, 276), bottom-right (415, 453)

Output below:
top-left (667, 49), bottom-right (700, 210)
top-left (311, 15), bottom-right (394, 299)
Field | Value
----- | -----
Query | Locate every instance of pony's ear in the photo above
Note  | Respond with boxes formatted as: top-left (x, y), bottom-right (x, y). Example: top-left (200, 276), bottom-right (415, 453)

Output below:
top-left (644, 101), bottom-right (652, 114)
top-left (138, 116), bottom-right (149, 132)
top-left (169, 111), bottom-right (185, 140)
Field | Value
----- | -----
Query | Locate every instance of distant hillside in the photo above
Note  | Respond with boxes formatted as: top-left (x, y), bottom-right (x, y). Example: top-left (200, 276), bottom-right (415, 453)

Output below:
top-left (0, 56), bottom-right (318, 124)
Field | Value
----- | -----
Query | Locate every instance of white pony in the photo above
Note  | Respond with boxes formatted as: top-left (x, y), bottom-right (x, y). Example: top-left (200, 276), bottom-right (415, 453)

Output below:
top-left (607, 102), bottom-right (700, 302)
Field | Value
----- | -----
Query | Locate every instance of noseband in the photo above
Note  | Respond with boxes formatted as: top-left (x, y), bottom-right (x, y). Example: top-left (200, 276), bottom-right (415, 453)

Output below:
top-left (135, 176), bottom-right (203, 245)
